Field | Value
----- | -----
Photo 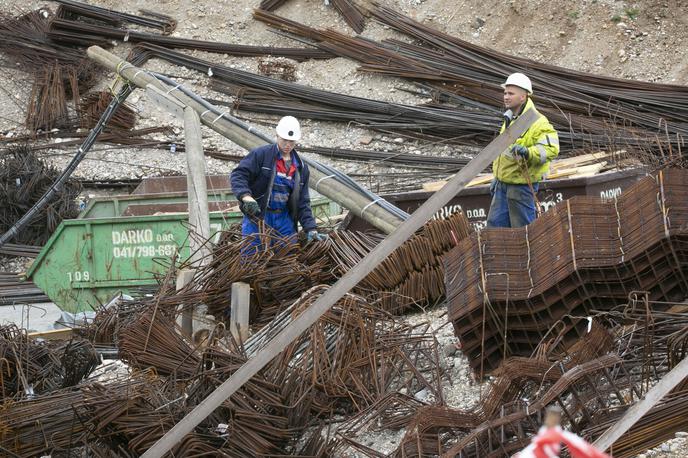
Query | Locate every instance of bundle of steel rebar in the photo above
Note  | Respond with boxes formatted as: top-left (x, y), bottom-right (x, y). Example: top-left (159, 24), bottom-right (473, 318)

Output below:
top-left (0, 273), bottom-right (50, 304)
top-left (0, 10), bottom-right (92, 131)
top-left (258, 0), bottom-right (365, 33)
top-left (0, 243), bottom-right (41, 257)
top-left (79, 90), bottom-right (137, 130)
top-left (444, 168), bottom-right (688, 374)
top-left (328, 212), bottom-right (473, 313)
top-left (254, 6), bottom-right (688, 151)
top-left (0, 145), bottom-right (81, 245)
top-left (54, 0), bottom-right (177, 35)
top-left (0, 325), bottom-right (98, 399)
top-left (48, 12), bottom-right (331, 61)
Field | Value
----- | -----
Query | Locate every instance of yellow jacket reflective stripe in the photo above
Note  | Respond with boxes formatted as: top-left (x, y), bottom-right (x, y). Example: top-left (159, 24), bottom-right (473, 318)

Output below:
top-left (492, 98), bottom-right (559, 184)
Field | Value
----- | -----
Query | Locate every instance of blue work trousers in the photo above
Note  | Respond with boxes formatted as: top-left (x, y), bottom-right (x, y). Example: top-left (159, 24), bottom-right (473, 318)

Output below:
top-left (486, 180), bottom-right (539, 228)
top-left (241, 210), bottom-right (297, 255)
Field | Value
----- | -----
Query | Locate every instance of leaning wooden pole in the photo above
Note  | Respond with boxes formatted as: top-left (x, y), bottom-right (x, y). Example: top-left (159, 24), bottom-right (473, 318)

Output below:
top-left (87, 46), bottom-right (404, 234)
top-left (140, 108), bottom-right (539, 457)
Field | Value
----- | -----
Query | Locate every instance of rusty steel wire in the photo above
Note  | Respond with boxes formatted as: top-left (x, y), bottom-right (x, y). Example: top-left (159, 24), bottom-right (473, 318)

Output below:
top-left (0, 324), bottom-right (98, 400)
top-left (0, 9), bottom-right (98, 133)
top-left (79, 90), bottom-right (137, 130)
top-left (0, 145), bottom-right (81, 245)
top-left (444, 168), bottom-right (688, 374)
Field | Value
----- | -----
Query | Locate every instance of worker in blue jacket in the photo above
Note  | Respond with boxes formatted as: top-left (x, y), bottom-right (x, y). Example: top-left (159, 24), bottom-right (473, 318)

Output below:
top-left (230, 116), bottom-right (325, 245)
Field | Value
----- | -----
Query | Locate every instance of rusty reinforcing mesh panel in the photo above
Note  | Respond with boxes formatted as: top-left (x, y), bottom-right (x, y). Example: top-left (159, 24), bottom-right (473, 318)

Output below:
top-left (445, 169), bottom-right (688, 374)
top-left (329, 211), bottom-right (473, 313)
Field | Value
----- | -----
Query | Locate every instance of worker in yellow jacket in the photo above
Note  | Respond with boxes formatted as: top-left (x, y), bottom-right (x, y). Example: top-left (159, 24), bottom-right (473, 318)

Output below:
top-left (486, 73), bottom-right (559, 228)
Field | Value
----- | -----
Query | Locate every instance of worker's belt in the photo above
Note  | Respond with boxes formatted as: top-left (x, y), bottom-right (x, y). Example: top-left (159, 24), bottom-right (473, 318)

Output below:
top-left (265, 208), bottom-right (286, 213)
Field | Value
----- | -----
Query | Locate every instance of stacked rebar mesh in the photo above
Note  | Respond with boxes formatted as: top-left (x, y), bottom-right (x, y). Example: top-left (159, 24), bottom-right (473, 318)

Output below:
top-left (444, 168), bottom-right (688, 375)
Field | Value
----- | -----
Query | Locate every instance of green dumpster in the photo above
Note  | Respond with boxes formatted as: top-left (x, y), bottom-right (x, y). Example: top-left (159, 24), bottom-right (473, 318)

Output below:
top-left (79, 190), bottom-right (236, 219)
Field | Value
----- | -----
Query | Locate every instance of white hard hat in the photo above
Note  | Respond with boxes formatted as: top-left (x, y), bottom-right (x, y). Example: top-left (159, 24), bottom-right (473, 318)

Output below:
top-left (501, 72), bottom-right (533, 94)
top-left (275, 116), bottom-right (301, 141)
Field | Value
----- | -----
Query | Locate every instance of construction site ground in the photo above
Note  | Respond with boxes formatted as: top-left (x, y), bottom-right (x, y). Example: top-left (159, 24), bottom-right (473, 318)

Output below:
top-left (1, 0), bottom-right (688, 456)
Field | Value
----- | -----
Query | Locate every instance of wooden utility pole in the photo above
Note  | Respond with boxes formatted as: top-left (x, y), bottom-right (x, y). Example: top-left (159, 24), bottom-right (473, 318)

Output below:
top-left (184, 106), bottom-right (211, 265)
top-left (178, 107), bottom-right (212, 338)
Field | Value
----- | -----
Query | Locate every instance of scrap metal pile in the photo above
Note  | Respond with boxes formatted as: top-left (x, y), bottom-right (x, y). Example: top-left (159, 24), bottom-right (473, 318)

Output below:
top-left (0, 8), bottom-right (97, 132)
top-left (168, 212), bottom-right (472, 324)
top-left (445, 168), bottom-right (688, 375)
top-left (0, 211), bottom-right (470, 455)
top-left (2, 194), bottom-right (688, 456)
top-left (0, 144), bottom-right (81, 245)
top-left (378, 296), bottom-right (688, 457)
top-left (0, 285), bottom-right (445, 456)
top-left (0, 324), bottom-right (98, 398)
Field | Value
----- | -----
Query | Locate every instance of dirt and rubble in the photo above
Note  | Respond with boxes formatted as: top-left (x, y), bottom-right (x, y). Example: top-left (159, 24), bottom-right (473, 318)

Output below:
top-left (1, 0), bottom-right (688, 456)
top-left (1, 0), bottom-right (687, 183)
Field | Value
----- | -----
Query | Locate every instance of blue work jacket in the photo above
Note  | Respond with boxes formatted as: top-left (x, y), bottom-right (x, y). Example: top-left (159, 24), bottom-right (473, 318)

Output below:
top-left (230, 143), bottom-right (317, 232)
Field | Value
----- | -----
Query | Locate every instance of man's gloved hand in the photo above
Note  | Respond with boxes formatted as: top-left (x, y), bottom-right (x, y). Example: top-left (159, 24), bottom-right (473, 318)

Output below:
top-left (511, 144), bottom-right (529, 160)
top-left (240, 196), bottom-right (260, 217)
top-left (306, 230), bottom-right (327, 243)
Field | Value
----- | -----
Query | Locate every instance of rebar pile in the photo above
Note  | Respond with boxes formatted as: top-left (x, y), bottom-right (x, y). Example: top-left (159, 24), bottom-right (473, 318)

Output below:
top-left (444, 168), bottom-right (688, 374)
top-left (0, 324), bottom-right (98, 399)
top-left (0, 145), bottom-right (81, 245)
top-left (79, 90), bottom-right (137, 130)
top-left (333, 322), bottom-right (624, 457)
top-left (252, 286), bottom-right (444, 417)
top-left (48, 4), bottom-right (331, 61)
top-left (60, 284), bottom-right (443, 456)
top-left (254, 5), bottom-right (688, 151)
top-left (258, 0), bottom-right (366, 33)
top-left (328, 212), bottom-right (473, 313)
top-left (54, 0), bottom-right (177, 35)
top-left (159, 211), bottom-right (472, 326)
top-left (0, 273), bottom-right (49, 305)
top-left (359, 302), bottom-right (688, 458)
top-left (0, 9), bottom-right (97, 132)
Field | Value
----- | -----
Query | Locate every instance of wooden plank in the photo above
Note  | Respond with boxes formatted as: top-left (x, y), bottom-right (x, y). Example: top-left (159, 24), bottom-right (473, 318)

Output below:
top-left (230, 282), bottom-right (250, 343)
top-left (176, 269), bottom-right (196, 338)
top-left (28, 328), bottom-right (73, 340)
top-left (139, 109), bottom-right (539, 458)
top-left (593, 355), bottom-right (688, 451)
top-left (423, 152), bottom-right (613, 192)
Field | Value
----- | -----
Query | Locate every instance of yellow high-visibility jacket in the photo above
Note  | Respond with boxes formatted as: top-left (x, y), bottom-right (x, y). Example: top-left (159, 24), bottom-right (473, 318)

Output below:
top-left (492, 98), bottom-right (559, 184)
